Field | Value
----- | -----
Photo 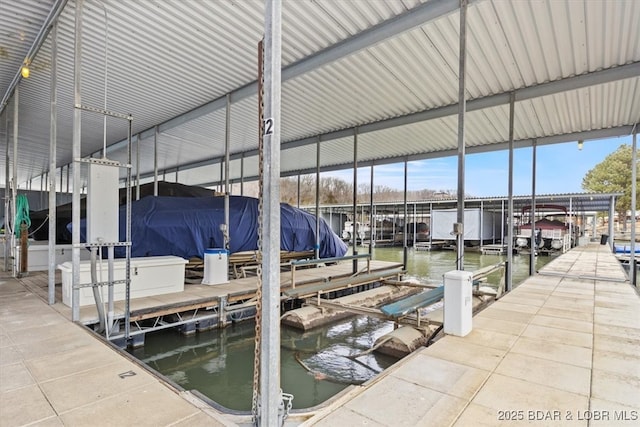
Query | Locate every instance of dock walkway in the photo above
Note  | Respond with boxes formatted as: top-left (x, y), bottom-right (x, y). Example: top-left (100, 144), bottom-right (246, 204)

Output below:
top-left (0, 269), bottom-right (235, 427)
top-left (304, 244), bottom-right (640, 426)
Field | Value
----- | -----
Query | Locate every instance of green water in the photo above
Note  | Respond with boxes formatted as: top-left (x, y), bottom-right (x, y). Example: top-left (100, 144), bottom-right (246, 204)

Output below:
top-left (128, 248), bottom-right (553, 411)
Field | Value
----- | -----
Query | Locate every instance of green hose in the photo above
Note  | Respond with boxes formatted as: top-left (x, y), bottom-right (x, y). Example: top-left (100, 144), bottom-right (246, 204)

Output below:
top-left (15, 194), bottom-right (31, 238)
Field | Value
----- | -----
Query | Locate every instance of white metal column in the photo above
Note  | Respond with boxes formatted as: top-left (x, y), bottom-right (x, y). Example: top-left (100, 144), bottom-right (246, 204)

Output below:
top-left (71, 0), bottom-right (84, 321)
top-left (529, 139), bottom-right (537, 276)
top-left (506, 93), bottom-right (515, 291)
top-left (48, 22), bottom-right (58, 304)
top-left (260, 0), bottom-right (283, 424)
top-left (455, 0), bottom-right (468, 270)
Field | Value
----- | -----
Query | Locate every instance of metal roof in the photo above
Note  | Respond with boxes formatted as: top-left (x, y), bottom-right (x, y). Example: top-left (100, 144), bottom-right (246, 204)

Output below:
top-left (0, 0), bottom-right (639, 189)
top-left (309, 192), bottom-right (622, 215)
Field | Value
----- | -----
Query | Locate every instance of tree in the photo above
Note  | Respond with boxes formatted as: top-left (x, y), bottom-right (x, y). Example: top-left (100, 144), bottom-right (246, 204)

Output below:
top-left (582, 144), bottom-right (639, 229)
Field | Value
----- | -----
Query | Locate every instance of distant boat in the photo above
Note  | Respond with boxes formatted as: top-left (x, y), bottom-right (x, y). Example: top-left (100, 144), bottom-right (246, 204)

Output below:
top-left (614, 245), bottom-right (640, 254)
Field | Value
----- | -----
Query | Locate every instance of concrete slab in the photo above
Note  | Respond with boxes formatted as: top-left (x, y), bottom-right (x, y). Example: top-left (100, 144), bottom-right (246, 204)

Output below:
top-left (0, 384), bottom-right (57, 427)
top-left (590, 369), bottom-right (640, 408)
top-left (58, 382), bottom-right (201, 426)
top-left (529, 314), bottom-right (593, 334)
top-left (510, 336), bottom-right (592, 369)
top-left (0, 361), bottom-right (35, 393)
top-left (495, 352), bottom-right (591, 396)
top-left (423, 337), bottom-right (507, 371)
top-left (391, 353), bottom-right (490, 400)
top-left (471, 373), bottom-right (589, 417)
top-left (521, 323), bottom-right (593, 348)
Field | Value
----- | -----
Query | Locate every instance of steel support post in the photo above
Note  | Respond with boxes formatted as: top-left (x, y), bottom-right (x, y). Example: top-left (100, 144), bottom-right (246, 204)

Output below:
top-left (455, 0), bottom-right (468, 271)
top-left (240, 152), bottom-right (245, 196)
top-left (260, 0), bottom-right (283, 424)
top-left (296, 174), bottom-right (300, 208)
top-left (4, 108), bottom-right (10, 272)
top-left (403, 160), bottom-right (408, 268)
top-left (352, 129), bottom-right (358, 273)
top-left (529, 140), bottom-right (537, 276)
top-left (71, 0), bottom-right (84, 321)
top-left (631, 131), bottom-right (637, 286)
top-left (609, 196), bottom-right (615, 251)
top-left (506, 93), bottom-right (514, 291)
top-left (315, 138), bottom-right (320, 259)
top-left (125, 119), bottom-right (132, 340)
top-left (153, 126), bottom-right (158, 196)
top-left (569, 197), bottom-right (573, 249)
top-left (224, 94), bottom-right (231, 250)
top-left (48, 22), bottom-right (58, 304)
top-left (135, 134), bottom-right (140, 200)
top-left (11, 86), bottom-right (19, 277)
top-left (369, 163), bottom-right (374, 255)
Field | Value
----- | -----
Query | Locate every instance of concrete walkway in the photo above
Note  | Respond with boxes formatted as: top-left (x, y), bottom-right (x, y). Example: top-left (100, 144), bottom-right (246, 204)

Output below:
top-left (303, 244), bottom-right (640, 426)
top-left (2, 244), bottom-right (638, 426)
top-left (0, 270), bottom-right (235, 427)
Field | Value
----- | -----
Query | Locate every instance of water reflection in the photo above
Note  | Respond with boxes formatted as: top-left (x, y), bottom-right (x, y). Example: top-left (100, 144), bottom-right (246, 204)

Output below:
top-left (129, 248), bottom-right (554, 410)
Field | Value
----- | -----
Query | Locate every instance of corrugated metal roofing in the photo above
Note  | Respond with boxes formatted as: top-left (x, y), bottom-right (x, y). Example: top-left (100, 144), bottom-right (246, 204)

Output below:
top-left (0, 0), bottom-right (638, 190)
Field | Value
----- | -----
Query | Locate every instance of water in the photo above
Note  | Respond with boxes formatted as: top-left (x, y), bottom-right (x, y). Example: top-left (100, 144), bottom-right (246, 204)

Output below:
top-left (128, 247), bottom-right (554, 411)
top-left (129, 315), bottom-right (397, 411)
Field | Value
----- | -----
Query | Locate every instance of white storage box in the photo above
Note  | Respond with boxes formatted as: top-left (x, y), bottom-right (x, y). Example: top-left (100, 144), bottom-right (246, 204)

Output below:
top-left (58, 256), bottom-right (187, 307)
top-left (202, 248), bottom-right (229, 285)
top-left (15, 241), bottom-right (91, 272)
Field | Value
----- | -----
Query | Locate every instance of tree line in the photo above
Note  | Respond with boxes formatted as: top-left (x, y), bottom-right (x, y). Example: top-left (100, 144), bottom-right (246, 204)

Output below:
top-left (278, 175), bottom-right (455, 205)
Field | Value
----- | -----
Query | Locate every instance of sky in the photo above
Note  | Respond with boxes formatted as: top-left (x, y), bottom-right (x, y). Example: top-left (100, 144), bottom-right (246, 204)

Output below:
top-left (324, 136), bottom-right (634, 197)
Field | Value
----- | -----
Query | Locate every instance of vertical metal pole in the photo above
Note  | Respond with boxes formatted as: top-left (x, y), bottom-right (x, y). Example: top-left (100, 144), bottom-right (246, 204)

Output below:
top-left (240, 152), bottom-right (245, 196)
top-left (608, 196), bottom-right (615, 251)
top-left (3, 110), bottom-right (9, 272)
top-left (125, 118), bottom-right (132, 340)
top-left (456, 0), bottom-right (468, 271)
top-left (219, 161), bottom-right (223, 192)
top-left (352, 128), bottom-right (358, 273)
top-left (413, 203), bottom-right (417, 247)
top-left (480, 200), bottom-right (484, 248)
top-left (224, 94), bottom-right (231, 250)
top-left (66, 164), bottom-right (69, 192)
top-left (135, 134), bottom-right (140, 200)
top-left (403, 160), bottom-right (408, 268)
top-left (48, 22), bottom-right (58, 304)
top-left (71, 0), bottom-right (83, 321)
top-left (261, 0), bottom-right (282, 423)
top-left (369, 163), bottom-right (374, 255)
top-left (296, 174), bottom-right (301, 208)
top-left (11, 86), bottom-right (19, 277)
top-left (569, 196), bottom-right (573, 249)
top-left (153, 126), bottom-right (158, 196)
top-left (315, 138), bottom-right (320, 259)
top-left (630, 132), bottom-right (637, 286)
top-left (529, 139), bottom-right (537, 276)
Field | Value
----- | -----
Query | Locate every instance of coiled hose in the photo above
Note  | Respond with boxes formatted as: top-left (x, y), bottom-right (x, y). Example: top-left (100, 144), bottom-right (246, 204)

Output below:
top-left (15, 194), bottom-right (31, 237)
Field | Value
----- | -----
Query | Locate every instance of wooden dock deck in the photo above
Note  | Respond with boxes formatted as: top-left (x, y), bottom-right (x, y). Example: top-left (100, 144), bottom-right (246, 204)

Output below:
top-left (18, 259), bottom-right (404, 326)
top-left (303, 244), bottom-right (640, 426)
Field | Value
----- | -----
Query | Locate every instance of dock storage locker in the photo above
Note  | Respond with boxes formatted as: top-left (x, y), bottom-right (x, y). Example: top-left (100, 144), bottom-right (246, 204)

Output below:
top-left (58, 255), bottom-right (187, 307)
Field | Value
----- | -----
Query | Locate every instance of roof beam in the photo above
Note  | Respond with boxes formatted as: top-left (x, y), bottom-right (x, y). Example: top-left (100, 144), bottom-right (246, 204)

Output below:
top-left (136, 125), bottom-right (634, 185)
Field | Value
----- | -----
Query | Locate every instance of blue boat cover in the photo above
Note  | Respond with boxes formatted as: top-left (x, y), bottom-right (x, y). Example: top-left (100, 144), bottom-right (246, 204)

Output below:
top-left (72, 196), bottom-right (347, 259)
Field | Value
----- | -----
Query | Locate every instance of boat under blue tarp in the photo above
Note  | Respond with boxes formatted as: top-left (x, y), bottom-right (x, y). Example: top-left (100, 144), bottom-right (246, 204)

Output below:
top-left (71, 196), bottom-right (347, 259)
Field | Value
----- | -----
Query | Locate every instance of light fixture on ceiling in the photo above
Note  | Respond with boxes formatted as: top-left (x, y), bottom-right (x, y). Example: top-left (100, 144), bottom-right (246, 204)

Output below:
top-left (20, 64), bottom-right (30, 79)
top-left (577, 140), bottom-right (584, 150)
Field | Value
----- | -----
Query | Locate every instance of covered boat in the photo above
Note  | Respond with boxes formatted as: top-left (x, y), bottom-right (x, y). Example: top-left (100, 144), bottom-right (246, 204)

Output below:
top-left (72, 195), bottom-right (347, 259)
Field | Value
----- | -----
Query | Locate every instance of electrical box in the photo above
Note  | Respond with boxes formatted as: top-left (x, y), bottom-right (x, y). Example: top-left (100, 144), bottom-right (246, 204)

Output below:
top-left (87, 163), bottom-right (119, 244)
top-left (202, 248), bottom-right (229, 285)
top-left (443, 270), bottom-right (473, 336)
